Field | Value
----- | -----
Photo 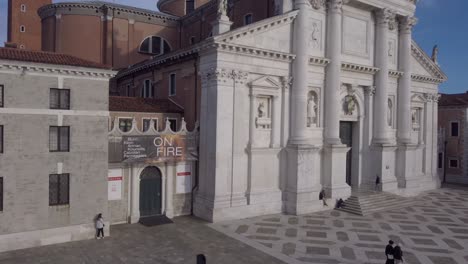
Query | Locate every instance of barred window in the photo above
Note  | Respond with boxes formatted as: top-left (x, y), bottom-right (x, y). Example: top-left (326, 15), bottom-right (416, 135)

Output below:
top-left (0, 177), bottom-right (3, 211)
top-left (0, 84), bottom-right (4, 107)
top-left (50, 89), bottom-right (70, 109)
top-left (0, 125), bottom-right (3, 153)
top-left (49, 126), bottom-right (70, 152)
top-left (49, 174), bottom-right (69, 206)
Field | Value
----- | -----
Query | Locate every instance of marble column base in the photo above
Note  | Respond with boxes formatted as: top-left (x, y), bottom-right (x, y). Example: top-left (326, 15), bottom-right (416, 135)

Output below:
top-left (323, 144), bottom-right (352, 199)
top-left (396, 143), bottom-right (419, 188)
top-left (371, 143), bottom-right (398, 193)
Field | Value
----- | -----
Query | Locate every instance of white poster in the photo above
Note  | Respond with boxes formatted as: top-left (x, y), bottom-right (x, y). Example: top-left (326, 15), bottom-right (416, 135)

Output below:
top-left (176, 164), bottom-right (192, 194)
top-left (108, 169), bottom-right (123, 201)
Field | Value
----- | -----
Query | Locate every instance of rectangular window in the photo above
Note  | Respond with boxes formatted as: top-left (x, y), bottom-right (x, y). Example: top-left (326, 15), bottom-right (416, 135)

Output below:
top-left (49, 126), bottom-right (70, 152)
top-left (449, 159), bottom-right (459, 169)
top-left (49, 174), bottom-right (69, 206)
top-left (451, 122), bottom-right (459, 137)
top-left (244, 14), bottom-right (253, 25)
top-left (186, 0), bottom-right (195, 13)
top-left (50, 89), bottom-right (70, 110)
top-left (0, 177), bottom-right (3, 211)
top-left (143, 119), bottom-right (158, 132)
top-left (143, 80), bottom-right (153, 98)
top-left (169, 118), bottom-right (177, 132)
top-left (0, 84), bottom-right (3, 107)
top-left (119, 118), bottom-right (133, 132)
top-left (0, 125), bottom-right (3, 154)
top-left (438, 153), bottom-right (443, 169)
top-left (126, 85), bottom-right (130, 96)
top-left (169, 73), bottom-right (176, 96)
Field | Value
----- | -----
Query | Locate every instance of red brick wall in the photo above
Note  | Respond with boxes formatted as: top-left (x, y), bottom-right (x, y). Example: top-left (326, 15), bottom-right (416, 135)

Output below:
top-left (438, 107), bottom-right (465, 176)
top-left (7, 0), bottom-right (51, 50)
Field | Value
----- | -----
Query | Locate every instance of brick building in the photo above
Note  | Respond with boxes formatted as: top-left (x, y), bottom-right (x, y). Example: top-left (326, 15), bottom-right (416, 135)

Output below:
top-left (438, 93), bottom-right (468, 185)
top-left (6, 0), bottom-right (51, 50)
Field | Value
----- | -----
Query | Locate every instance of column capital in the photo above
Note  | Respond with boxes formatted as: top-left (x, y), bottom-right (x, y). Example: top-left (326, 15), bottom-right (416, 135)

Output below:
top-left (309, 0), bottom-right (326, 10)
top-left (327, 0), bottom-right (344, 13)
top-left (399, 16), bottom-right (418, 33)
top-left (364, 86), bottom-right (376, 96)
top-left (376, 8), bottom-right (396, 26)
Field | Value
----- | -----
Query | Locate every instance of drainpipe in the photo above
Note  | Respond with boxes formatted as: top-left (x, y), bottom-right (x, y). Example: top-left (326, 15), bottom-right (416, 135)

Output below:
top-left (191, 55), bottom-right (200, 215)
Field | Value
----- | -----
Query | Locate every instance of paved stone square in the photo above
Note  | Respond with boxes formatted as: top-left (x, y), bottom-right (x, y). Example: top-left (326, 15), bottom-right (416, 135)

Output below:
top-left (211, 187), bottom-right (468, 264)
top-left (0, 217), bottom-right (285, 264)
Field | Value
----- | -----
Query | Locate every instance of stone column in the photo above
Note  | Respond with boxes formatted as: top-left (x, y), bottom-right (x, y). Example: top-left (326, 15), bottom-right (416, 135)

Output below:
top-left (129, 165), bottom-right (140, 223)
top-left (271, 96), bottom-right (280, 148)
top-left (373, 8), bottom-right (395, 144)
top-left (248, 93), bottom-right (256, 148)
top-left (289, 0), bottom-right (310, 145)
top-left (324, 0), bottom-right (343, 145)
top-left (397, 16), bottom-right (417, 144)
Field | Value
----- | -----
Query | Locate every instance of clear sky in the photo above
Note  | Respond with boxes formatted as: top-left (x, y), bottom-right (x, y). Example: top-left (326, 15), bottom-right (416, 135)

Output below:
top-left (0, 0), bottom-right (465, 94)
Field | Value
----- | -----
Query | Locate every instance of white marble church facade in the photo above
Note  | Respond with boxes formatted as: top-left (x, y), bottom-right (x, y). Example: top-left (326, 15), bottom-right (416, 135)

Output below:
top-left (194, 0), bottom-right (447, 222)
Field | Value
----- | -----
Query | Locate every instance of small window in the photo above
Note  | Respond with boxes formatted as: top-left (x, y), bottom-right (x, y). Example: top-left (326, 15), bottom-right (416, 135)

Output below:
top-left (244, 14), bottom-right (253, 25)
top-left (169, 73), bottom-right (176, 96)
top-left (449, 159), bottom-right (459, 169)
top-left (190, 36), bottom-right (196, 45)
top-left (119, 118), bottom-right (133, 132)
top-left (143, 118), bottom-right (158, 132)
top-left (186, 0), bottom-right (195, 13)
top-left (50, 88), bottom-right (70, 109)
top-left (438, 153), bottom-right (443, 169)
top-left (0, 84), bottom-right (3, 107)
top-left (169, 119), bottom-right (177, 132)
top-left (49, 126), bottom-right (70, 152)
top-left (125, 85), bottom-right (130, 96)
top-left (0, 177), bottom-right (3, 211)
top-left (451, 122), bottom-right (459, 137)
top-left (0, 125), bottom-right (3, 153)
top-left (20, 4), bottom-right (26, 12)
top-left (20, 25), bottom-right (25, 32)
top-left (49, 174), bottom-right (69, 206)
top-left (139, 36), bottom-right (171, 56)
top-left (142, 80), bottom-right (153, 98)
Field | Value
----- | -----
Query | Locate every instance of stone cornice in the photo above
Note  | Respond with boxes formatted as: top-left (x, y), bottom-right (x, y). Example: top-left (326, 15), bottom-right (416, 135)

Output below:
top-left (38, 2), bottom-right (179, 26)
top-left (214, 10), bottom-right (298, 43)
top-left (411, 74), bottom-right (445, 84)
top-left (342, 62), bottom-right (379, 74)
top-left (389, 70), bottom-right (404, 78)
top-left (411, 41), bottom-right (447, 81)
top-left (215, 43), bottom-right (296, 62)
top-left (0, 60), bottom-right (116, 78)
top-left (309, 56), bottom-right (330, 66)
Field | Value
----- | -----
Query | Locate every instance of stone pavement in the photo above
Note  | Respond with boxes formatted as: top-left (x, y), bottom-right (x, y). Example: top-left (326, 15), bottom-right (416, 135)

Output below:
top-left (211, 188), bottom-right (468, 264)
top-left (0, 217), bottom-right (285, 264)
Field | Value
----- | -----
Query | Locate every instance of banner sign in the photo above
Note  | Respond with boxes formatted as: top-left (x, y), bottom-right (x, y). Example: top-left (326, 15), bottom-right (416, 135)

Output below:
top-left (176, 164), bottom-right (192, 194)
top-left (123, 134), bottom-right (197, 163)
top-left (108, 169), bottom-right (123, 201)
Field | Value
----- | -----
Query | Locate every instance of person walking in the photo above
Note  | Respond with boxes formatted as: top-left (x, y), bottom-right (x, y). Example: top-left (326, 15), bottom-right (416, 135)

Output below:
top-left (375, 175), bottom-right (381, 192)
top-left (385, 240), bottom-right (395, 264)
top-left (319, 189), bottom-right (328, 206)
top-left (95, 213), bottom-right (105, 239)
top-left (394, 243), bottom-right (403, 264)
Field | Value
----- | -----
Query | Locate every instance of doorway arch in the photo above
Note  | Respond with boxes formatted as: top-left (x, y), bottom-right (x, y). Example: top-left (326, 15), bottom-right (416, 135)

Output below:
top-left (139, 166), bottom-right (163, 217)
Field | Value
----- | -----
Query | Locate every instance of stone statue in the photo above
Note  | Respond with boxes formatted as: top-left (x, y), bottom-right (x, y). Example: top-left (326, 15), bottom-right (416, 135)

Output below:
top-left (307, 94), bottom-right (317, 127)
top-left (310, 22), bottom-right (320, 49)
top-left (258, 102), bottom-right (265, 118)
top-left (387, 99), bottom-right (393, 126)
top-left (388, 41), bottom-right (394, 57)
top-left (344, 95), bottom-right (356, 116)
top-left (431, 45), bottom-right (439, 64)
top-left (217, 0), bottom-right (228, 17)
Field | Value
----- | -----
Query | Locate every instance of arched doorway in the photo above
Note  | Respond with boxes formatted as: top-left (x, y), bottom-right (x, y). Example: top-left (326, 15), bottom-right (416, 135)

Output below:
top-left (139, 166), bottom-right (162, 217)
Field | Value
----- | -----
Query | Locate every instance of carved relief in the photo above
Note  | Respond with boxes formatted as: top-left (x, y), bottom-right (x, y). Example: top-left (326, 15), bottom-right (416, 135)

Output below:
top-left (364, 86), bottom-right (376, 96)
top-left (327, 0), bottom-right (344, 12)
top-left (376, 8), bottom-right (396, 26)
top-left (309, 21), bottom-right (321, 49)
top-left (387, 98), bottom-right (393, 127)
top-left (343, 95), bottom-right (356, 116)
top-left (399, 16), bottom-right (418, 33)
top-left (307, 91), bottom-right (318, 127)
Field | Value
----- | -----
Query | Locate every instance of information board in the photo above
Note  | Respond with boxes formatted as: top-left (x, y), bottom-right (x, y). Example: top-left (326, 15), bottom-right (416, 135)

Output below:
top-left (108, 169), bottom-right (123, 201)
top-left (176, 164), bottom-right (192, 194)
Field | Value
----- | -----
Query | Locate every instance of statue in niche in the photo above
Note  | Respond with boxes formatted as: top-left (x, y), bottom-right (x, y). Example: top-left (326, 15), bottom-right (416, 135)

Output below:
top-left (431, 45), bottom-right (439, 64)
top-left (310, 22), bottom-right (320, 49)
top-left (343, 95), bottom-right (356, 116)
top-left (388, 41), bottom-right (394, 58)
top-left (387, 99), bottom-right (393, 127)
top-left (307, 93), bottom-right (318, 127)
top-left (258, 102), bottom-right (266, 118)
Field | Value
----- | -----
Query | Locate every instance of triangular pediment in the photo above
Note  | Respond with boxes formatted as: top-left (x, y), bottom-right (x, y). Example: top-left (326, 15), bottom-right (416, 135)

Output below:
top-left (249, 75), bottom-right (281, 89)
top-left (411, 41), bottom-right (447, 82)
top-left (214, 11), bottom-right (298, 54)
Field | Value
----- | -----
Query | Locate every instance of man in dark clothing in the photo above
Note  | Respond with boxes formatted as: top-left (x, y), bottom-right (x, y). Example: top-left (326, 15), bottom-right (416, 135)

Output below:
top-left (394, 244), bottom-right (403, 263)
top-left (336, 198), bottom-right (344, 209)
top-left (319, 190), bottom-right (328, 206)
top-left (385, 240), bottom-right (395, 264)
top-left (375, 175), bottom-right (381, 191)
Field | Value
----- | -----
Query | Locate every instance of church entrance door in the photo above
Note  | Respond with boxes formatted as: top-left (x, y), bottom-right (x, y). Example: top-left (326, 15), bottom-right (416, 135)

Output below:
top-left (139, 167), bottom-right (162, 217)
top-left (340, 122), bottom-right (353, 186)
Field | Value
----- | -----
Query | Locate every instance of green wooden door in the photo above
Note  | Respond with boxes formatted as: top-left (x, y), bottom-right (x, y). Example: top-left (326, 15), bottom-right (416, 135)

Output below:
top-left (139, 167), bottom-right (162, 217)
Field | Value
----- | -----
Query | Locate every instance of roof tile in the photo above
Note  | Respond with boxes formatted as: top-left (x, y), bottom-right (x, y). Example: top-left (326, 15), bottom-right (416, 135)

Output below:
top-left (109, 96), bottom-right (184, 113)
